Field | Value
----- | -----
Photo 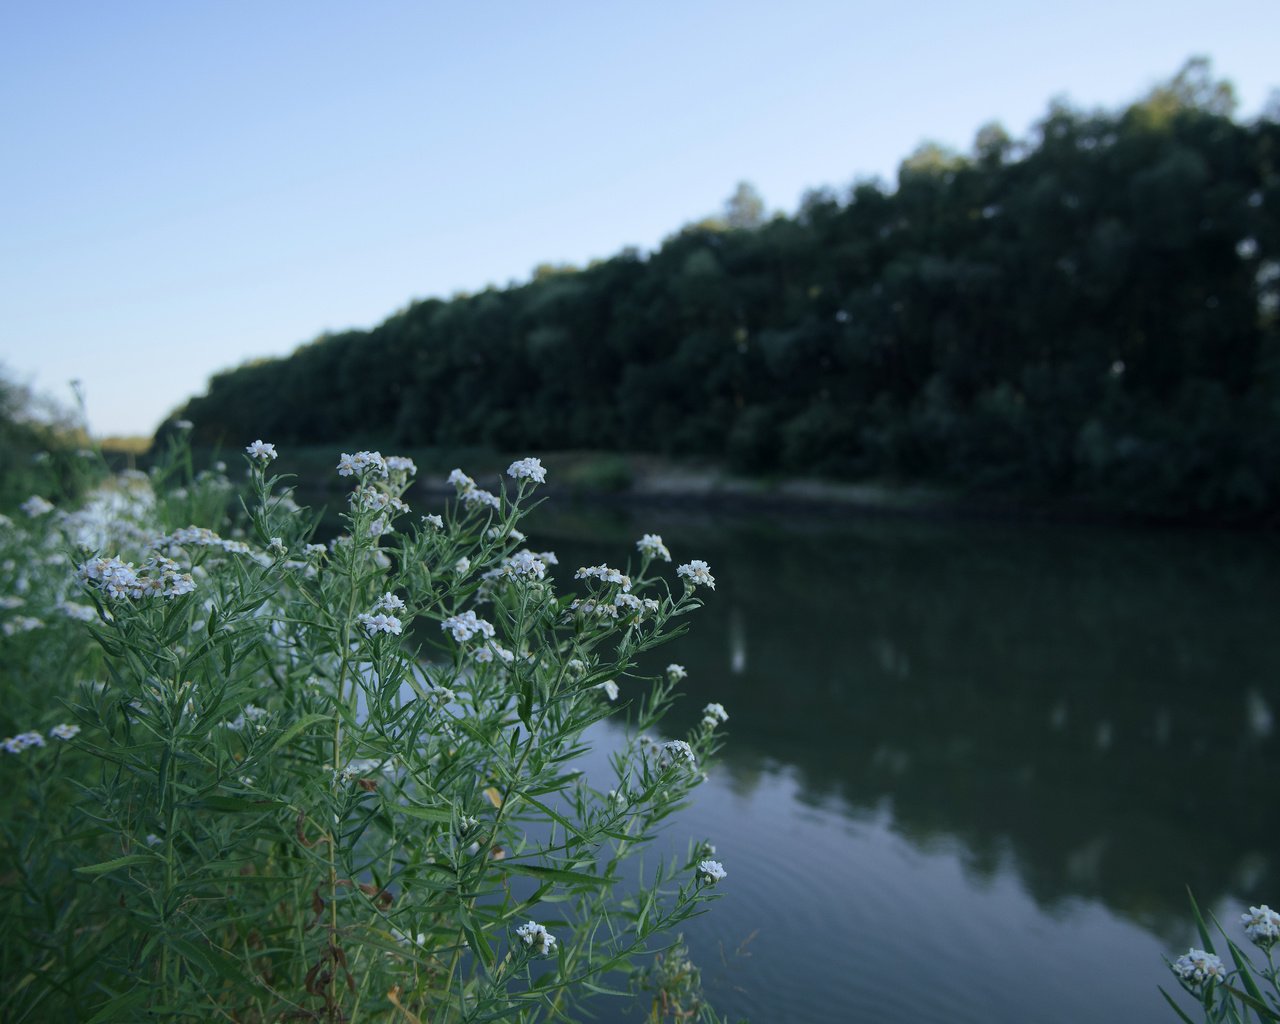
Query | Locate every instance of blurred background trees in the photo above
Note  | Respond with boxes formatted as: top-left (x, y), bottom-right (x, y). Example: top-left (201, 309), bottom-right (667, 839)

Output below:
top-left (169, 61), bottom-right (1280, 521)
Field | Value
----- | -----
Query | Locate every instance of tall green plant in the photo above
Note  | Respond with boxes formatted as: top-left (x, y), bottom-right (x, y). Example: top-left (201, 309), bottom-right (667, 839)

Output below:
top-left (1, 439), bottom-right (731, 1022)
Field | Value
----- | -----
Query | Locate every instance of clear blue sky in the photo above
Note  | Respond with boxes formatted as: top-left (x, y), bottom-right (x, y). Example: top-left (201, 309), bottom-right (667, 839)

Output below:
top-left (2, 1), bottom-right (1277, 436)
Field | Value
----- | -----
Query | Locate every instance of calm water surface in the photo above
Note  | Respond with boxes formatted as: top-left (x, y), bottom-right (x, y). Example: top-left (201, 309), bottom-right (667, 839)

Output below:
top-left (519, 502), bottom-right (1280, 1024)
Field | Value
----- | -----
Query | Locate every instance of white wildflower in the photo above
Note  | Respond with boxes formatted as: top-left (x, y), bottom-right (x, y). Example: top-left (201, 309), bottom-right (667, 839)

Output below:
top-left (304, 543), bottom-right (327, 557)
top-left (474, 641), bottom-right (515, 665)
top-left (51, 723), bottom-right (81, 740)
top-left (442, 610), bottom-right (496, 643)
top-left (515, 920), bottom-right (557, 956)
top-left (357, 612), bottom-right (403, 636)
top-left (637, 533), bottom-right (671, 562)
top-left (507, 457), bottom-right (547, 483)
top-left (337, 450), bottom-right (388, 478)
top-left (1243, 906), bottom-right (1280, 948)
top-left (3, 731), bottom-right (46, 754)
top-left (3, 616), bottom-right (44, 635)
top-left (391, 927), bottom-right (427, 947)
top-left (676, 559), bottom-right (715, 590)
top-left (267, 537), bottom-right (286, 555)
top-left (422, 513), bottom-right (444, 529)
top-left (244, 440), bottom-right (278, 463)
top-left (702, 703), bottom-right (729, 729)
top-left (503, 550), bottom-right (546, 580)
top-left (59, 601), bottom-right (97, 622)
top-left (667, 664), bottom-right (687, 682)
top-left (385, 455), bottom-right (417, 475)
top-left (374, 593), bottom-right (405, 613)
top-left (20, 495), bottom-right (54, 517)
top-left (661, 739), bottom-right (696, 768)
top-left (146, 833), bottom-right (162, 846)
top-left (459, 814), bottom-right (479, 835)
top-left (1171, 949), bottom-right (1227, 988)
top-left (574, 564), bottom-right (632, 591)
top-left (460, 487), bottom-right (500, 510)
top-left (698, 859), bottom-right (727, 885)
top-left (454, 557), bottom-right (471, 575)
top-left (598, 679), bottom-right (619, 701)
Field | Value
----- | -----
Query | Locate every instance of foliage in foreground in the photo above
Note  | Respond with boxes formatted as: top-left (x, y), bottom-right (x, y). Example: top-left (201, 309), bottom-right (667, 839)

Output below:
top-left (1164, 893), bottom-right (1280, 1023)
top-left (0, 436), bottom-right (732, 1022)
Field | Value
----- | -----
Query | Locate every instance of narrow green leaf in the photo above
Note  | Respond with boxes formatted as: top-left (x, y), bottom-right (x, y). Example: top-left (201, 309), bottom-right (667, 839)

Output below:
top-left (1187, 888), bottom-right (1216, 954)
top-left (267, 713), bottom-right (329, 754)
top-left (186, 795), bottom-right (286, 813)
top-left (74, 854), bottom-right (151, 877)
top-left (458, 908), bottom-right (495, 968)
top-left (499, 863), bottom-right (611, 887)
top-left (396, 802), bottom-right (453, 824)
top-left (84, 987), bottom-right (150, 1024)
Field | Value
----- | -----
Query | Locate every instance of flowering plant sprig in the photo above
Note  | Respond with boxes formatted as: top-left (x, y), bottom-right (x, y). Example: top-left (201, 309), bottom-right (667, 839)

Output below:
top-left (0, 432), bottom-right (728, 1023)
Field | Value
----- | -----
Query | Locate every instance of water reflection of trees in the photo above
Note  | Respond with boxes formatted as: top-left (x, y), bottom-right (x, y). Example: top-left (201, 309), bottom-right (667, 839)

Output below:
top-left (534, 505), bottom-right (1280, 940)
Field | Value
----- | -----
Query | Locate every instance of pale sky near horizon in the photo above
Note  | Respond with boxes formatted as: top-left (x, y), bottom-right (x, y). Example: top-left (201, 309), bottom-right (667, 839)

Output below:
top-left (2, 1), bottom-right (1277, 437)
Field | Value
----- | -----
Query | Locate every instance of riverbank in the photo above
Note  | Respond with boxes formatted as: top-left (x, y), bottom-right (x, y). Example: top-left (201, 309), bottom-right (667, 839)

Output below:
top-left (102, 441), bottom-right (1270, 527)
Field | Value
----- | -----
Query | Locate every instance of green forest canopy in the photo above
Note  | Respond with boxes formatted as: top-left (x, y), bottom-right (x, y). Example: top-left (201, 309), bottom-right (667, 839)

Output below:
top-left (172, 60), bottom-right (1280, 520)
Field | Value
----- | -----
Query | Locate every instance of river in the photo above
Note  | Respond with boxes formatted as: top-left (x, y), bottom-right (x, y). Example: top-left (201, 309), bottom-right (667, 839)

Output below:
top-left (518, 501), bottom-right (1280, 1023)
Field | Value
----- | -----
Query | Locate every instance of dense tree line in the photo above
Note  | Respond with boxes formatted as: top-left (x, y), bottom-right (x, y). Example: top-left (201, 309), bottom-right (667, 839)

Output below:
top-left (173, 61), bottom-right (1280, 520)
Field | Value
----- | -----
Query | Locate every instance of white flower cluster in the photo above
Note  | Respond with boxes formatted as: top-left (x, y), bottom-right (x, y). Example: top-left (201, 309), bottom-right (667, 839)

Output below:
top-left (597, 679), bottom-right (619, 700)
top-left (422, 513), bottom-right (444, 530)
top-left (613, 593), bottom-right (660, 618)
top-left (701, 703), bottom-right (729, 729)
top-left (502, 550), bottom-right (547, 581)
top-left (698, 859), bottom-right (727, 885)
top-left (473, 641), bottom-right (515, 665)
top-left (442, 610), bottom-right (496, 644)
top-left (3, 724), bottom-right (79, 754)
top-left (357, 612), bottom-right (403, 636)
top-left (77, 555), bottom-right (196, 600)
top-left (1243, 905), bottom-right (1280, 948)
top-left (337, 451), bottom-right (389, 479)
top-left (574, 564), bottom-right (632, 591)
top-left (448, 469), bottom-right (500, 510)
top-left (515, 920), bottom-right (557, 956)
top-left (333, 757), bottom-right (392, 784)
top-left (676, 559), bottom-right (715, 590)
top-left (245, 440), bottom-right (278, 463)
top-left (159, 526), bottom-right (252, 556)
top-left (660, 739), bottom-right (696, 769)
top-left (506, 457), bottom-right (547, 483)
top-left (58, 601), bottom-right (97, 623)
top-left (1171, 948), bottom-right (1227, 988)
top-left (3, 616), bottom-right (44, 635)
top-left (385, 455), bottom-right (417, 476)
top-left (667, 664), bottom-right (687, 682)
top-left (350, 485), bottom-right (409, 515)
top-left (637, 534), bottom-right (671, 562)
top-left (225, 704), bottom-right (268, 733)
top-left (20, 495), bottom-right (54, 518)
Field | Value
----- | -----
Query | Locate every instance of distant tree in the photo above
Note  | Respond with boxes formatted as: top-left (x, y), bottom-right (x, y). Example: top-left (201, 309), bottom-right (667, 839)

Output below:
top-left (724, 181), bottom-right (766, 229)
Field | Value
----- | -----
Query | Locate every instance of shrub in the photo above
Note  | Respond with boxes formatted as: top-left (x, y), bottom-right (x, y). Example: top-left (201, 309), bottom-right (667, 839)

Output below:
top-left (0, 440), bottom-right (730, 1023)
